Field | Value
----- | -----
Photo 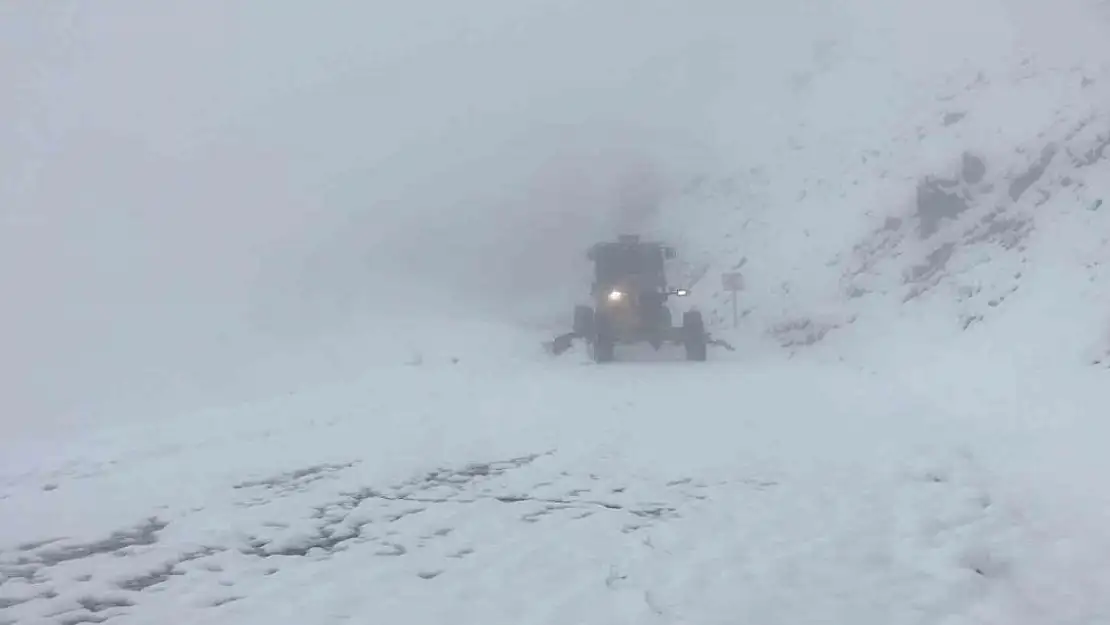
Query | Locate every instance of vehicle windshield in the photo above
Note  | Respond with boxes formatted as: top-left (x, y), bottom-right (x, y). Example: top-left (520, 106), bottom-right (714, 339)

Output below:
top-left (593, 245), bottom-right (665, 287)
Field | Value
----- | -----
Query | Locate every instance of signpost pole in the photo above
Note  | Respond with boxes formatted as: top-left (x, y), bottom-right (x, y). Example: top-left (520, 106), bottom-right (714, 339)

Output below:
top-left (721, 272), bottom-right (744, 329)
top-left (732, 290), bottom-right (738, 328)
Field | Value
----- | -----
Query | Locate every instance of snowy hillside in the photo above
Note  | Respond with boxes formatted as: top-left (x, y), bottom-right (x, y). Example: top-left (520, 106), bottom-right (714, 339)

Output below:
top-left (656, 0), bottom-right (1110, 367)
top-left (5, 0), bottom-right (1110, 624)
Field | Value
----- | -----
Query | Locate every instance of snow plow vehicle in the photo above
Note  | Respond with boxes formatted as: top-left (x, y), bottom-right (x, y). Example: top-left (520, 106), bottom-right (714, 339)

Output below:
top-left (547, 234), bottom-right (727, 363)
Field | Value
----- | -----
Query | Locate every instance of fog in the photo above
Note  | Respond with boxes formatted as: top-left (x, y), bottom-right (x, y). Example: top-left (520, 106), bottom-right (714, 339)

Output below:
top-left (4, 0), bottom-right (803, 432)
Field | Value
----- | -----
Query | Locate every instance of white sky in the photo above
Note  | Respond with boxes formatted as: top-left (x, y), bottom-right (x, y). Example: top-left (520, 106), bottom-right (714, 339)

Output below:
top-left (2, 0), bottom-right (1106, 431)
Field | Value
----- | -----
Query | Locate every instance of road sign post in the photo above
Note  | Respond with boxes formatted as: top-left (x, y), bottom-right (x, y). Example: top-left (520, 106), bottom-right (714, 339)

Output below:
top-left (721, 272), bottom-right (744, 328)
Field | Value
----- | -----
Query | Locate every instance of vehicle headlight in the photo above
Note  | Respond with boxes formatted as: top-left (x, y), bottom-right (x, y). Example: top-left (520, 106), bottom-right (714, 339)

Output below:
top-left (607, 290), bottom-right (624, 302)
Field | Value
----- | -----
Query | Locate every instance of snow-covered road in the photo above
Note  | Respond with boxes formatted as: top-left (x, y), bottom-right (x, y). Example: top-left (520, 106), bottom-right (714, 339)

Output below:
top-left (6, 0), bottom-right (1110, 622)
top-left (5, 349), bottom-right (1108, 625)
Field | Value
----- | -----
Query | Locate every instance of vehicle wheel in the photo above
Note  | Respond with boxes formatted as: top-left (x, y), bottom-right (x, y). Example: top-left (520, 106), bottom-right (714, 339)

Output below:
top-left (592, 314), bottom-right (616, 363)
top-left (682, 310), bottom-right (707, 361)
top-left (573, 305), bottom-right (594, 337)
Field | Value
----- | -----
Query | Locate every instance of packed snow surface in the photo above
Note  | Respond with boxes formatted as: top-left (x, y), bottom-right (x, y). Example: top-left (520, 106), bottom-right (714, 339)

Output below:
top-left (6, 0), bottom-right (1110, 623)
top-left (4, 344), bottom-right (1110, 624)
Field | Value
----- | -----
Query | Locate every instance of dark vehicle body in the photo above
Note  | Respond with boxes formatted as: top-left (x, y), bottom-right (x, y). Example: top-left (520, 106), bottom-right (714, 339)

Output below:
top-left (572, 235), bottom-right (706, 362)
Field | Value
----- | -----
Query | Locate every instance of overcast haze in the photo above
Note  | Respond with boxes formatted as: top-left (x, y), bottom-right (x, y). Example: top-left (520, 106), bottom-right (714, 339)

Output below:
top-left (0, 0), bottom-right (803, 431)
top-left (5, 0), bottom-right (1105, 432)
top-left (7, 1), bottom-right (1110, 621)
